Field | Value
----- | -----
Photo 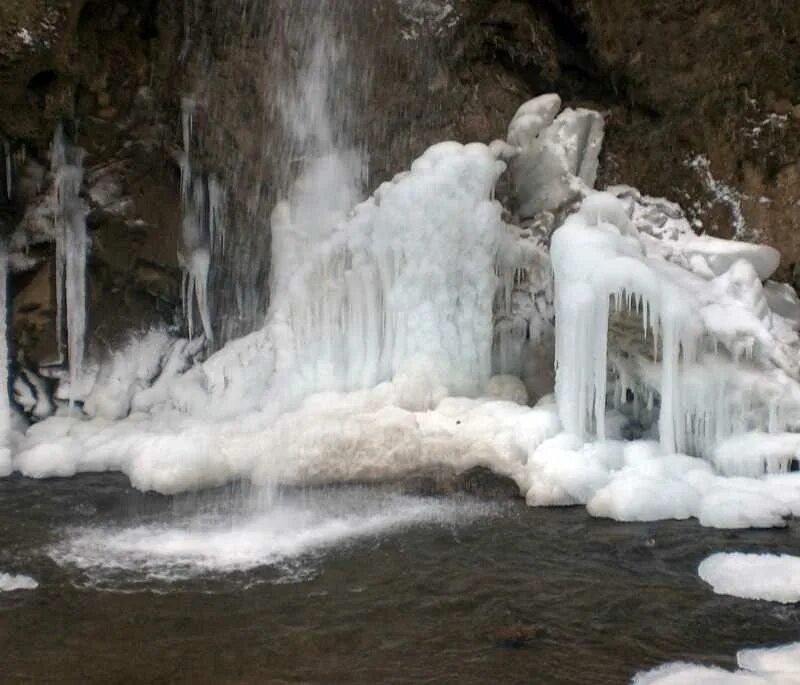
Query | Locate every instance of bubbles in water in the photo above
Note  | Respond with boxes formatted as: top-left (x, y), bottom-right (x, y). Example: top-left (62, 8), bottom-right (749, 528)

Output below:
top-left (49, 486), bottom-right (499, 589)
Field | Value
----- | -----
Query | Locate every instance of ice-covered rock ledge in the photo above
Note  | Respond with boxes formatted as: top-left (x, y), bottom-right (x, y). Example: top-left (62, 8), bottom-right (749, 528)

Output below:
top-left (6, 94), bottom-right (800, 530)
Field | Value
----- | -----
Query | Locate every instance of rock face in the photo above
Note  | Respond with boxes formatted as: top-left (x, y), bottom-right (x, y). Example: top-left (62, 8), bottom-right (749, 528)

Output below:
top-left (0, 0), bottom-right (798, 380)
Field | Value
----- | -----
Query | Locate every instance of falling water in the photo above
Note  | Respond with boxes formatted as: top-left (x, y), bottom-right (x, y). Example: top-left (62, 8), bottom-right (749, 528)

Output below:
top-left (179, 0), bottom-right (380, 346)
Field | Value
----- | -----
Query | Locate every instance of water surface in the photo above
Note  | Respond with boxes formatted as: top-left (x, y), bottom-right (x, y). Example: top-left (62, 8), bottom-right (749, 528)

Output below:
top-left (1, 474), bottom-right (798, 684)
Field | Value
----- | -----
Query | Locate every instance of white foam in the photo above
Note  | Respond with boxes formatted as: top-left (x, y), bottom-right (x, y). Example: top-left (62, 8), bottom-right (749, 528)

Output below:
top-left (698, 553), bottom-right (800, 603)
top-left (49, 487), bottom-right (498, 584)
top-left (0, 572), bottom-right (38, 591)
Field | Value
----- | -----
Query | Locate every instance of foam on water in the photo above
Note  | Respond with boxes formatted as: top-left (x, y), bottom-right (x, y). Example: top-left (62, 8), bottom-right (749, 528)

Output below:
top-left (49, 486), bottom-right (499, 587)
top-left (0, 572), bottom-right (38, 591)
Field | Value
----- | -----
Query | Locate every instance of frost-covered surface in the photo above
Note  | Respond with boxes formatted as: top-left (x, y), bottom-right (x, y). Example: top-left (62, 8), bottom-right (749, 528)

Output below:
top-left (698, 553), bottom-right (800, 603)
top-left (397, 0), bottom-right (459, 40)
top-left (687, 154), bottom-right (751, 240)
top-left (0, 572), bottom-right (38, 592)
top-left (632, 642), bottom-right (800, 684)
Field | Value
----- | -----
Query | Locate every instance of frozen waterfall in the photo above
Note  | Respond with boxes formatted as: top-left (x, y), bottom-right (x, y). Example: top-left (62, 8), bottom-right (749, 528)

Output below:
top-left (5, 91), bottom-right (800, 529)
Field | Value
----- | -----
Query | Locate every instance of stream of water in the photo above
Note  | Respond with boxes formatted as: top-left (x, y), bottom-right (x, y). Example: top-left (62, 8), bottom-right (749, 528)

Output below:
top-left (1, 475), bottom-right (798, 684)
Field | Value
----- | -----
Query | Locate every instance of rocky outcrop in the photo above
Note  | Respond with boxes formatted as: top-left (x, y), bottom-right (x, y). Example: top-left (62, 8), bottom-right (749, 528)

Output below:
top-left (1, 0), bottom-right (186, 370)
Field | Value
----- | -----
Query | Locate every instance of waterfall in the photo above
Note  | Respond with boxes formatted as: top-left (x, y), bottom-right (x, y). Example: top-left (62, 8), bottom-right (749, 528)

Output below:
top-left (179, 0), bottom-right (372, 346)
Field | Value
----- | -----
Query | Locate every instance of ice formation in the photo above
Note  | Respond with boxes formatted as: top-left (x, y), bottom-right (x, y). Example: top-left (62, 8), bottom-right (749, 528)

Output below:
top-left (3, 139), bottom-right (11, 200)
top-left (0, 246), bottom-right (9, 476)
top-left (177, 97), bottom-right (217, 343)
top-left (51, 124), bottom-right (89, 408)
top-left (632, 642), bottom-right (800, 684)
top-left (698, 553), bottom-right (800, 603)
top-left (3, 92), bottom-right (800, 532)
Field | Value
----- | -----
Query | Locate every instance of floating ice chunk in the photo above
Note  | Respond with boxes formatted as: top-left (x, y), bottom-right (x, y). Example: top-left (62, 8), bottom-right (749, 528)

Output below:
top-left (0, 573), bottom-right (38, 591)
top-left (633, 662), bottom-right (780, 684)
top-left (633, 641), bottom-right (800, 684)
top-left (737, 643), bottom-right (800, 675)
top-left (698, 553), bottom-right (800, 603)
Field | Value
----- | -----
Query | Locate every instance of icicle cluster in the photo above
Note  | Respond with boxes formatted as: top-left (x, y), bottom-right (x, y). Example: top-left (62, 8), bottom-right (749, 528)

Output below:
top-left (552, 189), bottom-right (800, 464)
top-left (177, 97), bottom-right (225, 344)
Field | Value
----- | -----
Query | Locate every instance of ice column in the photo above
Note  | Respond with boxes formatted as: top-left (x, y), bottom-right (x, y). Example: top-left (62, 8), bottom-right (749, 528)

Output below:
top-left (51, 124), bottom-right (89, 408)
top-left (3, 140), bottom-right (11, 200)
top-left (177, 97), bottom-right (220, 344)
top-left (0, 244), bottom-right (9, 464)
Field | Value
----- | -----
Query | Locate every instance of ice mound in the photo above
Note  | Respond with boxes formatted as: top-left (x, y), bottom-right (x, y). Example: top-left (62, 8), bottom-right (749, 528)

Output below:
top-left (553, 188), bottom-right (800, 466)
top-left (698, 552), bottom-right (800, 603)
top-left (0, 572), bottom-right (38, 591)
top-left (632, 641), bottom-right (800, 684)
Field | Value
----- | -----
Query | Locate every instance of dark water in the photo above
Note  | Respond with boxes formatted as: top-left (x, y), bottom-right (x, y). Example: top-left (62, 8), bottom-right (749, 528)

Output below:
top-left (0, 474), bottom-right (798, 684)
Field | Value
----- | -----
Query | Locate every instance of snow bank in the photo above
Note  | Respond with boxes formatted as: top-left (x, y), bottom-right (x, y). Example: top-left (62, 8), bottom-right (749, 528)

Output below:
top-left (698, 553), bottom-right (800, 603)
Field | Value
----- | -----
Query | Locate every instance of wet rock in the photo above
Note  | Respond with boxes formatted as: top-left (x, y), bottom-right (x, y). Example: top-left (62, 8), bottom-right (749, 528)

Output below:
top-left (400, 466), bottom-right (522, 500)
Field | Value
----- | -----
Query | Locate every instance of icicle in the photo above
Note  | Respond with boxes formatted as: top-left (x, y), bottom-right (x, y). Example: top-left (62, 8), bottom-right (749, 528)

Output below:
top-left (50, 123), bottom-right (89, 407)
top-left (65, 205), bottom-right (87, 411)
top-left (3, 140), bottom-right (11, 200)
top-left (0, 245), bottom-right (8, 451)
top-left (208, 176), bottom-right (226, 253)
